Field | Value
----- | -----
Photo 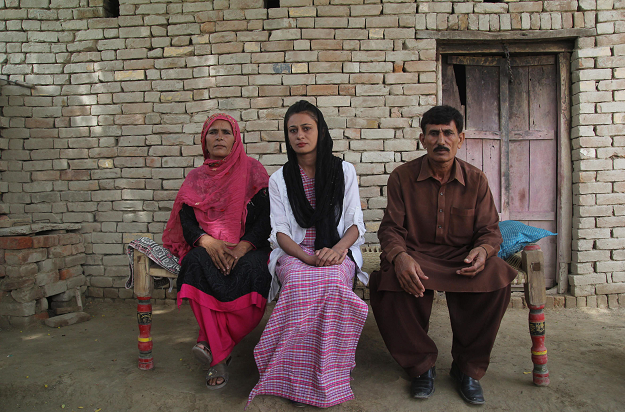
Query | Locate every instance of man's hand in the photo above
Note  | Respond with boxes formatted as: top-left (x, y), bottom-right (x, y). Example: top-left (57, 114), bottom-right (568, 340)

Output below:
top-left (394, 252), bottom-right (428, 297)
top-left (457, 246), bottom-right (487, 277)
top-left (197, 235), bottom-right (237, 275)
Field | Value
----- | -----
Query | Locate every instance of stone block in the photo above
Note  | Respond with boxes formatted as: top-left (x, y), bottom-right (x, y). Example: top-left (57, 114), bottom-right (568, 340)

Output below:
top-left (1, 277), bottom-right (36, 292)
top-left (59, 265), bottom-right (83, 281)
top-left (43, 281), bottom-right (68, 297)
top-left (510, 296), bottom-right (526, 309)
top-left (11, 286), bottom-right (44, 304)
top-left (568, 273), bottom-right (607, 286)
top-left (44, 311), bottom-right (91, 328)
top-left (0, 295), bottom-right (36, 317)
top-left (90, 276), bottom-right (114, 288)
top-left (0, 236), bottom-right (34, 250)
top-left (118, 288), bottom-right (134, 299)
top-left (4, 248), bottom-right (47, 266)
top-left (553, 296), bottom-right (565, 308)
top-left (87, 286), bottom-right (103, 298)
top-left (103, 288), bottom-right (119, 299)
top-left (571, 284), bottom-right (595, 296)
top-left (596, 261), bottom-right (625, 272)
top-left (572, 250), bottom-right (611, 262)
top-left (564, 295), bottom-right (577, 308)
top-left (585, 295), bottom-right (597, 308)
top-left (67, 275), bottom-right (87, 290)
top-left (361, 151), bottom-right (395, 163)
top-left (596, 283), bottom-right (625, 295)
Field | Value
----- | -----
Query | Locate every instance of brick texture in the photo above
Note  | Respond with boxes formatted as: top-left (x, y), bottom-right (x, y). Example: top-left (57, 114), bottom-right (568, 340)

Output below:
top-left (1, 0), bottom-right (624, 302)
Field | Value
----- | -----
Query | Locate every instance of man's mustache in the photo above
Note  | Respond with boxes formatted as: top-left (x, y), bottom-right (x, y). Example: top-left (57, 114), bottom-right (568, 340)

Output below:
top-left (434, 145), bottom-right (450, 152)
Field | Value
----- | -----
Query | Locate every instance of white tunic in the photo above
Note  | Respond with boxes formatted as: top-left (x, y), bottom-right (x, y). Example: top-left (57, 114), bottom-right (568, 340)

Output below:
top-left (266, 161), bottom-right (368, 302)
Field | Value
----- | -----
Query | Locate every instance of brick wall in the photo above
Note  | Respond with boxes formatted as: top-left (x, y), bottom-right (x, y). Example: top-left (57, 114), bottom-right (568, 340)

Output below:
top-left (0, 229), bottom-right (87, 327)
top-left (1, 0), bottom-right (624, 307)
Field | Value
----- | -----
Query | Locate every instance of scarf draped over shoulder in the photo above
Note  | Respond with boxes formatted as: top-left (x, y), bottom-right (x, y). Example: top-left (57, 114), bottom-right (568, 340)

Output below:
top-left (162, 113), bottom-right (269, 262)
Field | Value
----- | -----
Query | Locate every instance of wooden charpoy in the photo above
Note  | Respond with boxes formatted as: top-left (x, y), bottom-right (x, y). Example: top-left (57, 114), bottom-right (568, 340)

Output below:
top-left (131, 244), bottom-right (549, 386)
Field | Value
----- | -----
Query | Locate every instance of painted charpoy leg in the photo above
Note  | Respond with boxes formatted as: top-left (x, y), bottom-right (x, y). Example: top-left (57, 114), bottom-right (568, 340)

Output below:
top-left (528, 304), bottom-right (549, 386)
top-left (523, 245), bottom-right (549, 386)
top-left (134, 250), bottom-right (154, 370)
top-left (137, 297), bottom-right (154, 370)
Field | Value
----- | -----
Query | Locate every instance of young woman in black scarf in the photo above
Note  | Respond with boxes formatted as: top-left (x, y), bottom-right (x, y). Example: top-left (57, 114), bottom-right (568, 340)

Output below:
top-left (248, 100), bottom-right (369, 408)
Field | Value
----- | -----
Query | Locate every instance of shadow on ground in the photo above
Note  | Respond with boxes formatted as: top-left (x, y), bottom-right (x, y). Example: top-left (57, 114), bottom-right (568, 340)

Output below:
top-left (1, 301), bottom-right (624, 412)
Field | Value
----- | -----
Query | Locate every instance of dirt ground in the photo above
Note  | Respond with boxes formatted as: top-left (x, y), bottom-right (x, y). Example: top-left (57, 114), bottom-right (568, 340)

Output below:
top-left (0, 300), bottom-right (623, 412)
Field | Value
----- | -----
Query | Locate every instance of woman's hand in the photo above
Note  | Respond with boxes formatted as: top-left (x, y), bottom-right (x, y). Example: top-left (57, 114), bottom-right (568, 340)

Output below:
top-left (276, 232), bottom-right (317, 266)
top-left (300, 253), bottom-right (318, 267)
top-left (197, 235), bottom-right (237, 274)
top-left (223, 241), bottom-right (253, 274)
top-left (314, 247), bottom-right (348, 267)
top-left (310, 225), bottom-right (358, 267)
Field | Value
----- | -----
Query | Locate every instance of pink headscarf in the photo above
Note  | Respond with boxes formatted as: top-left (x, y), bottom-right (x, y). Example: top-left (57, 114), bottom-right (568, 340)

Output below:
top-left (162, 113), bottom-right (269, 262)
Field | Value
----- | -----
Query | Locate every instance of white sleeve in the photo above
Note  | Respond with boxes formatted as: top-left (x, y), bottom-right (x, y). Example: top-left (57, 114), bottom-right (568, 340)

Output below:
top-left (268, 172), bottom-right (291, 249)
top-left (342, 162), bottom-right (366, 245)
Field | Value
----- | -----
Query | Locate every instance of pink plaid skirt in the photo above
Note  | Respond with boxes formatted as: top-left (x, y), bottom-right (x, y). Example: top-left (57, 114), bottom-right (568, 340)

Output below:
top-left (247, 246), bottom-right (368, 408)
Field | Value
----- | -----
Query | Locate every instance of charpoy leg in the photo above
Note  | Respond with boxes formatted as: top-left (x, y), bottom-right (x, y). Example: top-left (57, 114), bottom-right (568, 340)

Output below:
top-left (370, 287), bottom-right (437, 378)
top-left (523, 245), bottom-right (549, 386)
top-left (528, 304), bottom-right (549, 386)
top-left (134, 251), bottom-right (154, 370)
top-left (446, 285), bottom-right (511, 380)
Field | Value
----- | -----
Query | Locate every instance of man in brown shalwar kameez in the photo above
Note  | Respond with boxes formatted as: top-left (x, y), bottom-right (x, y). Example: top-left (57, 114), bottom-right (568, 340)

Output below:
top-left (369, 105), bottom-right (517, 405)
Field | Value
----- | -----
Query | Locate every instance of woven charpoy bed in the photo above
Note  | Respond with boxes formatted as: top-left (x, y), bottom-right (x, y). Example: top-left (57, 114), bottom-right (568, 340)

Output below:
top-left (127, 240), bottom-right (550, 387)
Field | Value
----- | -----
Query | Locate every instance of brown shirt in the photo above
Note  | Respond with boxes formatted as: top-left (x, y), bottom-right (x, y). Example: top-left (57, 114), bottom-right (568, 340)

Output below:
top-left (374, 155), bottom-right (516, 293)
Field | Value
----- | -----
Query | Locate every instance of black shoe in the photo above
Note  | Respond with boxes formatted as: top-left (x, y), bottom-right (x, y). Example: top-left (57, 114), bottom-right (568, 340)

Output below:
top-left (410, 366), bottom-right (436, 399)
top-left (450, 362), bottom-right (485, 405)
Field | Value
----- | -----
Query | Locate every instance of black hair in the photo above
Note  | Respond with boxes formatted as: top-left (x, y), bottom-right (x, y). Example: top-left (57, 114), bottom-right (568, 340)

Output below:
top-left (420, 105), bottom-right (464, 133)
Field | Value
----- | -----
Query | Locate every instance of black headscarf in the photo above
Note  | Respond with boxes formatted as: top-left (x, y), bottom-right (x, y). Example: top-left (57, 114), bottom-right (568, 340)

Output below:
top-left (282, 100), bottom-right (345, 250)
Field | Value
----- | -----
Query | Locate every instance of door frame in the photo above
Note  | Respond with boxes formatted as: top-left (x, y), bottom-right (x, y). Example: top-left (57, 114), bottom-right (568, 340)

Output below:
top-left (437, 42), bottom-right (572, 293)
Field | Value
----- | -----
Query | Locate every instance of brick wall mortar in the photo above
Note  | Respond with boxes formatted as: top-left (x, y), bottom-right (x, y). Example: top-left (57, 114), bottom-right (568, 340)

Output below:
top-left (1, 0), bottom-right (624, 303)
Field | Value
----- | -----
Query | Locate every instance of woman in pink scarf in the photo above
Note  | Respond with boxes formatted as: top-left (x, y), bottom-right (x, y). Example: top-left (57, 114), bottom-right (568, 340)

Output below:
top-left (163, 113), bottom-right (270, 389)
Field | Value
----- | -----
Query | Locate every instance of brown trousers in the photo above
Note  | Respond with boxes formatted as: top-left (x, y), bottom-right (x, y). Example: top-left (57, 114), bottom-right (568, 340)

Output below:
top-left (370, 285), bottom-right (511, 380)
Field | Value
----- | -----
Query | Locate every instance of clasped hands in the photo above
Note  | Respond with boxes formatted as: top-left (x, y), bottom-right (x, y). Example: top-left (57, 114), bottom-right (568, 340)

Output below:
top-left (198, 235), bottom-right (252, 275)
top-left (394, 246), bottom-right (487, 298)
top-left (304, 247), bottom-right (348, 267)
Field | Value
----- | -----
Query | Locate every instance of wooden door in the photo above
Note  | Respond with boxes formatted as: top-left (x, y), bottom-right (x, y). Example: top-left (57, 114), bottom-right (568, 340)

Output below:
top-left (442, 55), bottom-right (559, 288)
top-left (508, 56), bottom-right (558, 289)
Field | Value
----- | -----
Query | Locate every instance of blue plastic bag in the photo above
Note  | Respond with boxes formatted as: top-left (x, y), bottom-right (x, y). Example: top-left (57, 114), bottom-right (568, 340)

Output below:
top-left (497, 220), bottom-right (556, 260)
